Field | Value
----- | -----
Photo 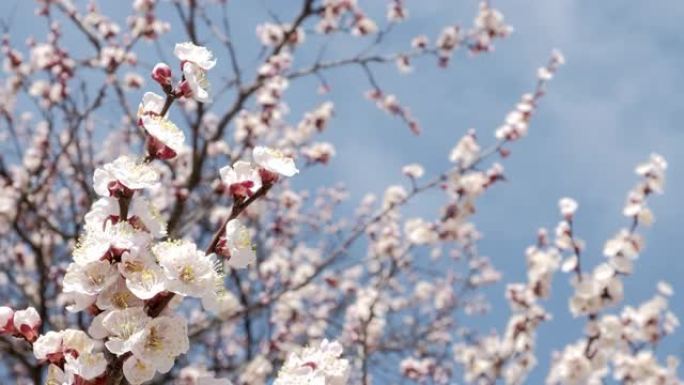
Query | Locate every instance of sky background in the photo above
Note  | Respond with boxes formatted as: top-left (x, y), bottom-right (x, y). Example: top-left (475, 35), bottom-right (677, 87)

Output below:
top-left (2, 0), bottom-right (683, 383)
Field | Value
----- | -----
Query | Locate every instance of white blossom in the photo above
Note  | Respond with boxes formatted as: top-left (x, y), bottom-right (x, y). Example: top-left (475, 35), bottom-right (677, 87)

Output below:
top-left (142, 115), bottom-right (186, 158)
top-left (102, 307), bottom-right (151, 355)
top-left (64, 352), bottom-right (107, 381)
top-left (119, 250), bottom-right (168, 300)
top-left (153, 240), bottom-right (220, 297)
top-left (13, 307), bottom-right (41, 341)
top-left (253, 146), bottom-right (299, 177)
top-left (174, 42), bottom-right (216, 103)
top-left (219, 160), bottom-right (262, 197)
top-left (223, 219), bottom-right (256, 269)
top-left (93, 156), bottom-right (160, 197)
top-left (123, 355), bottom-right (156, 385)
top-left (174, 42), bottom-right (217, 71)
top-left (130, 315), bottom-right (190, 373)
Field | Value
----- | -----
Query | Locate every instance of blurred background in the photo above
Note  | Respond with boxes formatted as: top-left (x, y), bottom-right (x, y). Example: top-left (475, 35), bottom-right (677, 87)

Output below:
top-left (2, 0), bottom-right (683, 382)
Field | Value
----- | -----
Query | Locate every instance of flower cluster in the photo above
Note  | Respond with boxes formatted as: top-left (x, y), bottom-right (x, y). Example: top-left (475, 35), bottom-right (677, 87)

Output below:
top-left (0, 306), bottom-right (41, 342)
top-left (495, 50), bottom-right (564, 141)
top-left (454, 227), bottom-right (560, 385)
top-left (545, 155), bottom-right (679, 385)
top-left (274, 339), bottom-right (351, 385)
top-left (317, 0), bottom-right (378, 36)
top-left (36, 329), bottom-right (108, 384)
top-left (1, 2), bottom-right (680, 385)
top-left (468, 1), bottom-right (513, 53)
top-left (22, 42), bottom-right (291, 385)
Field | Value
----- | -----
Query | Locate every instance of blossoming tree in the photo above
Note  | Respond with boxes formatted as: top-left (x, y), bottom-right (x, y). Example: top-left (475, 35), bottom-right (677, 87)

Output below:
top-left (0, 0), bottom-right (681, 385)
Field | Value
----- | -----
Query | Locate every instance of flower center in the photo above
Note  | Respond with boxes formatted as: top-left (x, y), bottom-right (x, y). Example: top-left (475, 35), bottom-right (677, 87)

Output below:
top-left (150, 115), bottom-right (180, 135)
top-left (88, 272), bottom-right (105, 287)
top-left (196, 67), bottom-right (210, 89)
top-left (141, 269), bottom-right (157, 286)
top-left (145, 326), bottom-right (164, 351)
top-left (124, 260), bottom-right (144, 273)
top-left (236, 228), bottom-right (252, 249)
top-left (267, 148), bottom-right (285, 159)
top-left (179, 265), bottom-right (195, 283)
top-left (112, 292), bottom-right (131, 309)
top-left (119, 321), bottom-right (136, 339)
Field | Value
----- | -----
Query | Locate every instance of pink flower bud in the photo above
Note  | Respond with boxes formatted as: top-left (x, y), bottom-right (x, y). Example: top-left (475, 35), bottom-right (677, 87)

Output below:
top-left (0, 306), bottom-right (14, 334)
top-left (151, 62), bottom-right (172, 86)
top-left (13, 307), bottom-right (41, 342)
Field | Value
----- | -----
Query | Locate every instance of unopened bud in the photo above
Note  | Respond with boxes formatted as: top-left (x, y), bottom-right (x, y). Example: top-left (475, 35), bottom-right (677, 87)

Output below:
top-left (151, 62), bottom-right (172, 86)
top-left (13, 307), bottom-right (41, 342)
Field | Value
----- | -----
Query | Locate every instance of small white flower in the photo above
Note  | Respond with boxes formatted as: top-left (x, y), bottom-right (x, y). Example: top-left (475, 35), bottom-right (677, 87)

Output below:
top-left (657, 281), bottom-right (674, 297)
top-left (130, 315), bottom-right (189, 373)
top-left (253, 146), bottom-right (299, 177)
top-left (64, 352), bottom-right (107, 381)
top-left (174, 42), bottom-right (217, 71)
top-left (301, 142), bottom-right (336, 164)
top-left (74, 222), bottom-right (152, 266)
top-left (558, 197), bottom-right (578, 217)
top-left (402, 163), bottom-right (424, 179)
top-left (129, 196), bottom-right (167, 237)
top-left (63, 260), bottom-right (117, 296)
top-left (635, 153), bottom-right (667, 194)
top-left (404, 218), bottom-right (437, 245)
top-left (46, 364), bottom-right (71, 384)
top-left (142, 115), bottom-right (186, 158)
top-left (182, 62), bottom-right (213, 103)
top-left (174, 42), bottom-right (216, 103)
top-left (93, 156), bottom-right (160, 197)
top-left (153, 240), bottom-right (220, 298)
top-left (219, 160), bottom-right (262, 197)
top-left (102, 307), bottom-right (151, 355)
top-left (351, 17), bottom-right (378, 36)
top-left (383, 185), bottom-right (407, 208)
top-left (61, 329), bottom-right (96, 355)
top-left (119, 251), bottom-right (168, 300)
top-left (123, 355), bottom-right (156, 385)
top-left (450, 131), bottom-right (480, 168)
top-left (33, 329), bottom-right (95, 362)
top-left (223, 219), bottom-right (256, 269)
top-left (33, 331), bottom-right (63, 361)
top-left (96, 277), bottom-right (144, 311)
top-left (137, 91), bottom-right (166, 117)
top-left (201, 289), bottom-right (241, 317)
top-left (14, 307), bottom-right (41, 341)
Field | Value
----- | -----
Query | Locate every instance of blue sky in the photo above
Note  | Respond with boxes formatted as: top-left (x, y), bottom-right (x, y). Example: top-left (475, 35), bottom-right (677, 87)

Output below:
top-left (2, 0), bottom-right (683, 382)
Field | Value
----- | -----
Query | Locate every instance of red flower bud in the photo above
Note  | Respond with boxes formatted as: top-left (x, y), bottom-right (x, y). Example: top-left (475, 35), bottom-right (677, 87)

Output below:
top-left (151, 62), bottom-right (172, 86)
